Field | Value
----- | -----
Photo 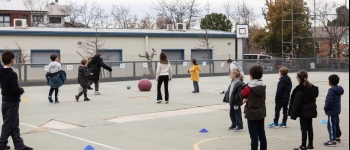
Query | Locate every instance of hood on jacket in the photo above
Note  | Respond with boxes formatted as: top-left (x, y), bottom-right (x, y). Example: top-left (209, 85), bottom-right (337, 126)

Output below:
top-left (331, 86), bottom-right (344, 96)
top-left (248, 79), bottom-right (265, 88)
top-left (0, 67), bottom-right (12, 80)
top-left (248, 79), bottom-right (266, 97)
top-left (78, 66), bottom-right (87, 72)
top-left (90, 57), bottom-right (102, 64)
top-left (280, 75), bottom-right (292, 85)
top-left (302, 84), bottom-right (319, 100)
top-left (193, 65), bottom-right (201, 71)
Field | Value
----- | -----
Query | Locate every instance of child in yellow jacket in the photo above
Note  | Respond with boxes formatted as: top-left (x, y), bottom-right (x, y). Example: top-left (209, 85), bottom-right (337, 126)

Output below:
top-left (189, 59), bottom-right (201, 93)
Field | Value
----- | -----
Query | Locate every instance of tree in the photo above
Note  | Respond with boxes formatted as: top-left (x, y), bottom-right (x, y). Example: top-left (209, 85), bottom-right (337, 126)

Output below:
top-left (77, 29), bottom-right (105, 58)
top-left (328, 5), bottom-right (349, 26)
top-left (6, 42), bottom-right (30, 82)
top-left (59, 0), bottom-right (82, 27)
top-left (110, 5), bottom-right (138, 29)
top-left (200, 13), bottom-right (232, 32)
top-left (253, 0), bottom-right (314, 58)
top-left (23, 0), bottom-right (49, 27)
top-left (139, 48), bottom-right (157, 76)
top-left (151, 0), bottom-right (201, 29)
top-left (139, 14), bottom-right (156, 29)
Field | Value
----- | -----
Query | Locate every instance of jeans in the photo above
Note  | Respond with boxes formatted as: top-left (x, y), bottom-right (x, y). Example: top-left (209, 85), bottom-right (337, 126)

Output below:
top-left (193, 81), bottom-right (199, 92)
top-left (327, 115), bottom-right (342, 141)
top-left (247, 119), bottom-right (267, 150)
top-left (49, 88), bottom-right (59, 101)
top-left (274, 100), bottom-right (289, 124)
top-left (77, 86), bottom-right (88, 99)
top-left (299, 117), bottom-right (313, 147)
top-left (89, 80), bottom-right (99, 92)
top-left (230, 105), bottom-right (243, 129)
top-left (0, 102), bottom-right (25, 149)
top-left (157, 75), bottom-right (169, 101)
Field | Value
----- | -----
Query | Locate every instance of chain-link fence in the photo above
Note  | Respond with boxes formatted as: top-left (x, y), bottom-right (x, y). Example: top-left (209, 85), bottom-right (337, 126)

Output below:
top-left (12, 58), bottom-right (349, 83)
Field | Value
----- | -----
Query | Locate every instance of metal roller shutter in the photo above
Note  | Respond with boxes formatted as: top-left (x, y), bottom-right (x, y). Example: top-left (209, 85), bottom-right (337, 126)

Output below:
top-left (31, 50), bottom-right (60, 64)
top-left (98, 50), bottom-right (122, 62)
top-left (161, 50), bottom-right (184, 61)
top-left (191, 49), bottom-right (212, 60)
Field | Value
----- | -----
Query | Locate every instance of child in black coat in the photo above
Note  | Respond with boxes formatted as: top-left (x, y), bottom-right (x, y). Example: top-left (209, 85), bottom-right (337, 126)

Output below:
top-left (289, 70), bottom-right (319, 150)
top-left (75, 59), bottom-right (93, 102)
top-left (223, 68), bottom-right (244, 131)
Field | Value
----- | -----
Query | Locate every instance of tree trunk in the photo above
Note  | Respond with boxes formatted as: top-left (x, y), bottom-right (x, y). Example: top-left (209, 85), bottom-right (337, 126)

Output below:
top-left (17, 67), bottom-right (22, 82)
top-left (147, 61), bottom-right (155, 76)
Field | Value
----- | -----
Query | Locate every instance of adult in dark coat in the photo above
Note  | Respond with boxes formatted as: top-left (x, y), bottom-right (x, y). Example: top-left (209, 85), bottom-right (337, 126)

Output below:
top-left (87, 54), bottom-right (112, 95)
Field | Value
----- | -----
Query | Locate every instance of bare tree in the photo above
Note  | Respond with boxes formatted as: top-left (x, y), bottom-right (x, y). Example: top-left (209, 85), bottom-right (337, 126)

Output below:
top-left (313, 0), bottom-right (349, 58)
top-left (110, 5), bottom-right (138, 29)
top-left (151, 0), bottom-right (201, 29)
top-left (139, 14), bottom-right (156, 29)
top-left (197, 2), bottom-right (215, 73)
top-left (6, 41), bottom-right (30, 82)
top-left (77, 28), bottom-right (105, 58)
top-left (139, 48), bottom-right (157, 76)
top-left (23, 0), bottom-right (49, 27)
top-left (59, 0), bottom-right (82, 27)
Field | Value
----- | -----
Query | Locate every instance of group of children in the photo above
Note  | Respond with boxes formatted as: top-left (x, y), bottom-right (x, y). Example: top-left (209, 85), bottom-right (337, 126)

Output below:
top-left (224, 64), bottom-right (344, 150)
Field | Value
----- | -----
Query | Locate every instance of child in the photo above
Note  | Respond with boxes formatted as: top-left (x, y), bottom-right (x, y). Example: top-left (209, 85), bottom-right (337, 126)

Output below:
top-left (227, 59), bottom-right (244, 81)
top-left (45, 54), bottom-right (66, 103)
top-left (223, 68), bottom-right (244, 132)
top-left (188, 59), bottom-right (201, 93)
top-left (0, 50), bottom-right (33, 150)
top-left (75, 59), bottom-right (93, 102)
top-left (156, 52), bottom-right (172, 104)
top-left (324, 74), bottom-right (344, 147)
top-left (268, 67), bottom-right (292, 128)
top-left (289, 70), bottom-right (318, 150)
top-left (241, 65), bottom-right (267, 150)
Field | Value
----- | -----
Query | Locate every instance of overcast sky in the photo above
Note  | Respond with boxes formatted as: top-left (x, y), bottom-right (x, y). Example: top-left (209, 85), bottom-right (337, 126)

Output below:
top-left (59, 0), bottom-right (348, 28)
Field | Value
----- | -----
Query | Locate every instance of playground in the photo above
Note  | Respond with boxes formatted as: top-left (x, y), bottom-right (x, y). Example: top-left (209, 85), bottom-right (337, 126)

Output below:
top-left (5, 72), bottom-right (349, 150)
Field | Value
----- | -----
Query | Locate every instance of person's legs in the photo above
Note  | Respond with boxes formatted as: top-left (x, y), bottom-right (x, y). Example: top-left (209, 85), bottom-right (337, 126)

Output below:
top-left (234, 106), bottom-right (243, 129)
top-left (94, 80), bottom-right (99, 92)
top-left (0, 102), bottom-right (24, 149)
top-left (164, 76), bottom-right (169, 101)
top-left (77, 86), bottom-right (88, 98)
top-left (273, 103), bottom-right (283, 124)
top-left (307, 118), bottom-right (314, 147)
top-left (282, 100), bottom-right (289, 124)
top-left (192, 81), bottom-right (197, 92)
top-left (247, 119), bottom-right (259, 150)
top-left (299, 117), bottom-right (308, 147)
top-left (327, 115), bottom-right (336, 141)
top-left (257, 119), bottom-right (267, 150)
top-left (54, 88), bottom-right (59, 102)
top-left (195, 82), bottom-right (199, 92)
top-left (10, 103), bottom-right (25, 149)
top-left (48, 88), bottom-right (54, 102)
top-left (157, 76), bottom-right (164, 101)
top-left (335, 115), bottom-right (342, 139)
top-left (229, 105), bottom-right (236, 129)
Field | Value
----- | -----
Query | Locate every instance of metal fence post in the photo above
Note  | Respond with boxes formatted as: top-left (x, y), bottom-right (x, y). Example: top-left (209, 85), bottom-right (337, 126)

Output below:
top-left (109, 63), bottom-right (112, 78)
top-left (175, 61), bottom-right (178, 75)
top-left (212, 60), bottom-right (215, 73)
top-left (24, 64), bottom-right (27, 82)
top-left (133, 62), bottom-right (136, 77)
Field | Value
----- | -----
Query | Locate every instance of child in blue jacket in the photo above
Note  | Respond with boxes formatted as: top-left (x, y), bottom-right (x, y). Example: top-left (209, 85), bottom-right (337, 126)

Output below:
top-left (324, 74), bottom-right (344, 147)
top-left (45, 54), bottom-right (66, 103)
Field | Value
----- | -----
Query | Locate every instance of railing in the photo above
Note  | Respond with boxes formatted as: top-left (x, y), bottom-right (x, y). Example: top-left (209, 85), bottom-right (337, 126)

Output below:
top-left (11, 58), bottom-right (349, 83)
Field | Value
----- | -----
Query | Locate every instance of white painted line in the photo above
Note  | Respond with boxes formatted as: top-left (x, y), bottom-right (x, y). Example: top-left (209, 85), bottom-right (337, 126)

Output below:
top-left (107, 104), bottom-right (228, 123)
top-left (209, 88), bottom-right (221, 94)
top-left (20, 123), bottom-right (122, 150)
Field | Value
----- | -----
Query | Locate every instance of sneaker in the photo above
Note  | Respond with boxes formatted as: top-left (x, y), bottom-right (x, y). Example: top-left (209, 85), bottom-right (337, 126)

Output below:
top-left (55, 100), bottom-right (60, 104)
top-left (336, 138), bottom-right (341, 143)
top-left (84, 98), bottom-right (90, 101)
top-left (157, 100), bottom-right (162, 103)
top-left (293, 145), bottom-right (307, 150)
top-left (324, 141), bottom-right (337, 147)
top-left (87, 86), bottom-right (93, 90)
top-left (192, 91), bottom-right (198, 93)
top-left (15, 146), bottom-right (33, 150)
top-left (48, 97), bottom-right (53, 103)
top-left (306, 145), bottom-right (314, 149)
top-left (234, 128), bottom-right (244, 132)
top-left (165, 101), bottom-right (169, 104)
top-left (228, 126), bottom-right (236, 130)
top-left (75, 95), bottom-right (79, 102)
top-left (268, 123), bottom-right (279, 128)
top-left (279, 123), bottom-right (287, 128)
top-left (94, 91), bottom-right (101, 95)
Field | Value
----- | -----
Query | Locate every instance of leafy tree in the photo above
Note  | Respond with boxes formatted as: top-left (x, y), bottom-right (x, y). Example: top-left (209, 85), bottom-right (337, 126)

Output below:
top-left (328, 5), bottom-right (349, 26)
top-left (200, 13), bottom-right (233, 32)
top-left (253, 0), bottom-right (314, 58)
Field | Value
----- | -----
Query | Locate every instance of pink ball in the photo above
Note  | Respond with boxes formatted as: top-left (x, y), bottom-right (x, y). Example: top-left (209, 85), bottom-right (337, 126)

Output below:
top-left (138, 78), bottom-right (152, 91)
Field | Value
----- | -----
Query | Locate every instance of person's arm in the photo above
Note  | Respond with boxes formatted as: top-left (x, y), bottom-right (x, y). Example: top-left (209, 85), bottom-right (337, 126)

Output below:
top-left (234, 85), bottom-right (243, 102)
top-left (168, 63), bottom-right (172, 80)
top-left (9, 72), bottom-right (24, 95)
top-left (275, 81), bottom-right (284, 102)
top-left (291, 92), bottom-right (303, 120)
top-left (58, 63), bottom-right (62, 71)
top-left (83, 68), bottom-right (90, 78)
top-left (241, 86), bottom-right (250, 98)
top-left (324, 90), bottom-right (334, 112)
top-left (155, 63), bottom-right (161, 81)
top-left (189, 66), bottom-right (195, 72)
top-left (99, 61), bottom-right (112, 72)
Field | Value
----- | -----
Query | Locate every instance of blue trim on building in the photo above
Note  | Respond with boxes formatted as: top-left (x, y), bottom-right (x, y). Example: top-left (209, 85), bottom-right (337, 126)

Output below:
top-left (161, 49), bottom-right (185, 60)
top-left (0, 30), bottom-right (237, 38)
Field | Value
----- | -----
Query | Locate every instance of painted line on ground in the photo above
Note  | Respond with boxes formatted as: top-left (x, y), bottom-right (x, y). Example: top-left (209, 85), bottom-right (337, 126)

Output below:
top-left (209, 88), bottom-right (221, 94)
top-left (20, 123), bottom-right (122, 150)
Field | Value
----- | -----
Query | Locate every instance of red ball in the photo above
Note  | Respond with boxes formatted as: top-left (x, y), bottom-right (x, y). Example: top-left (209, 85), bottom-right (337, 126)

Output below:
top-left (138, 78), bottom-right (152, 91)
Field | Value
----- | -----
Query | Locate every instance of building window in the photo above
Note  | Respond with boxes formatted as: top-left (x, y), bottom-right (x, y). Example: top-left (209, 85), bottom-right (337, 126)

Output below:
top-left (49, 17), bottom-right (61, 24)
top-left (0, 15), bottom-right (10, 27)
top-left (161, 49), bottom-right (184, 61)
top-left (33, 15), bottom-right (44, 22)
top-left (31, 50), bottom-right (60, 66)
top-left (191, 49), bottom-right (213, 60)
top-left (97, 49), bottom-right (123, 63)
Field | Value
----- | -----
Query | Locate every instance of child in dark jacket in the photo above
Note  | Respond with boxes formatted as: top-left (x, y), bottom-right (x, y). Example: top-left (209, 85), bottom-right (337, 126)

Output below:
top-left (241, 65), bottom-right (267, 150)
top-left (223, 68), bottom-right (244, 131)
top-left (75, 59), bottom-right (93, 102)
top-left (0, 50), bottom-right (33, 150)
top-left (323, 74), bottom-right (344, 147)
top-left (289, 70), bottom-right (318, 150)
top-left (269, 67), bottom-right (292, 128)
top-left (45, 54), bottom-right (66, 103)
